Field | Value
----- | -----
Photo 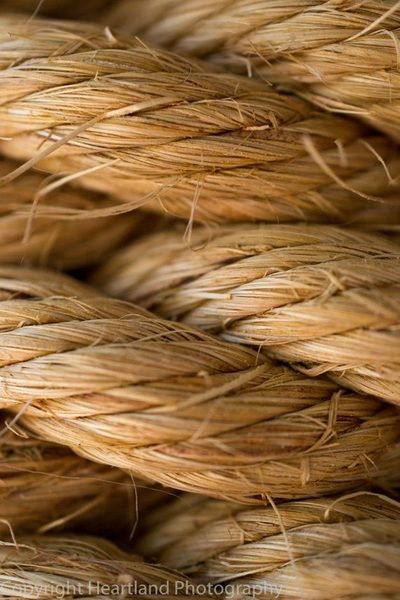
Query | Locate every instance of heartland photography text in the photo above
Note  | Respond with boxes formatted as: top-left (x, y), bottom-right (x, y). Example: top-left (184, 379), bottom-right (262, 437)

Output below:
top-left (8, 580), bottom-right (283, 599)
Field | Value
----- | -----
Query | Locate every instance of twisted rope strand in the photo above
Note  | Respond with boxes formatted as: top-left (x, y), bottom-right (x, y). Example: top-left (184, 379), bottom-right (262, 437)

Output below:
top-left (0, 416), bottom-right (141, 537)
top-left (0, 534), bottom-right (208, 598)
top-left (136, 491), bottom-right (400, 598)
top-left (0, 158), bottom-right (148, 269)
top-left (0, 266), bottom-right (398, 502)
top-left (136, 491), bottom-right (400, 583)
top-left (101, 0), bottom-right (400, 141)
top-left (0, 15), bottom-right (400, 224)
top-left (93, 223), bottom-right (400, 404)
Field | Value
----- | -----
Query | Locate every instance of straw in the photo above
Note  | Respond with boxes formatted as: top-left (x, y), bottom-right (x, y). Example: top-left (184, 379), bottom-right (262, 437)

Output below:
top-left (92, 223), bottom-right (400, 405)
top-left (136, 491), bottom-right (400, 599)
top-left (0, 158), bottom-right (154, 269)
top-left (0, 414), bottom-right (149, 538)
top-left (0, 533), bottom-right (209, 598)
top-left (101, 0), bottom-right (400, 141)
top-left (0, 266), bottom-right (399, 503)
top-left (1, 15), bottom-right (400, 225)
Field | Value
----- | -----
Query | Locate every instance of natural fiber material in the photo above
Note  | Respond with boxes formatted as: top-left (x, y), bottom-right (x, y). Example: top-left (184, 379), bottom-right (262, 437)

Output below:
top-left (0, 158), bottom-right (150, 269)
top-left (93, 224), bottom-right (400, 404)
top-left (0, 534), bottom-right (206, 598)
top-left (1, 16), bottom-right (400, 225)
top-left (0, 416), bottom-right (143, 537)
top-left (137, 491), bottom-right (400, 572)
top-left (102, 0), bottom-right (400, 142)
top-left (136, 491), bottom-right (400, 599)
top-left (0, 267), bottom-right (399, 503)
top-left (0, 264), bottom-right (94, 298)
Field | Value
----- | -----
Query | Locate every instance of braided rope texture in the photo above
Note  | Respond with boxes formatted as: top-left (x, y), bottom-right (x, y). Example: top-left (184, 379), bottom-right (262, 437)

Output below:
top-left (0, 534), bottom-right (207, 598)
top-left (136, 491), bottom-right (400, 599)
top-left (0, 415), bottom-right (142, 537)
top-left (0, 266), bottom-right (398, 503)
top-left (93, 224), bottom-right (400, 404)
top-left (102, 0), bottom-right (400, 141)
top-left (0, 15), bottom-right (400, 224)
top-left (0, 158), bottom-right (148, 269)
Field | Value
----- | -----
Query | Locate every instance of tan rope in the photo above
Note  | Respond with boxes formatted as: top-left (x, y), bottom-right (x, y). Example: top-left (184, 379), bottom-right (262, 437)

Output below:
top-left (1, 15), bottom-right (400, 225)
top-left (0, 534), bottom-right (207, 598)
top-left (0, 158), bottom-right (151, 269)
top-left (136, 493), bottom-right (400, 599)
top-left (0, 266), bottom-right (398, 503)
top-left (0, 415), bottom-right (146, 538)
top-left (136, 492), bottom-right (400, 592)
top-left (102, 0), bottom-right (400, 141)
top-left (93, 223), bottom-right (400, 404)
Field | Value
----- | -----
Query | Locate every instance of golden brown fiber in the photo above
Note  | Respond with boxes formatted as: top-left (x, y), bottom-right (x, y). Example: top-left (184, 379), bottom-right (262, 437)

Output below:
top-left (0, 416), bottom-right (139, 537)
top-left (93, 224), bottom-right (400, 404)
top-left (0, 266), bottom-right (399, 503)
top-left (1, 15), bottom-right (400, 224)
top-left (0, 534), bottom-right (207, 598)
top-left (102, 0), bottom-right (400, 141)
top-left (136, 491), bottom-right (400, 599)
top-left (0, 158), bottom-right (149, 269)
